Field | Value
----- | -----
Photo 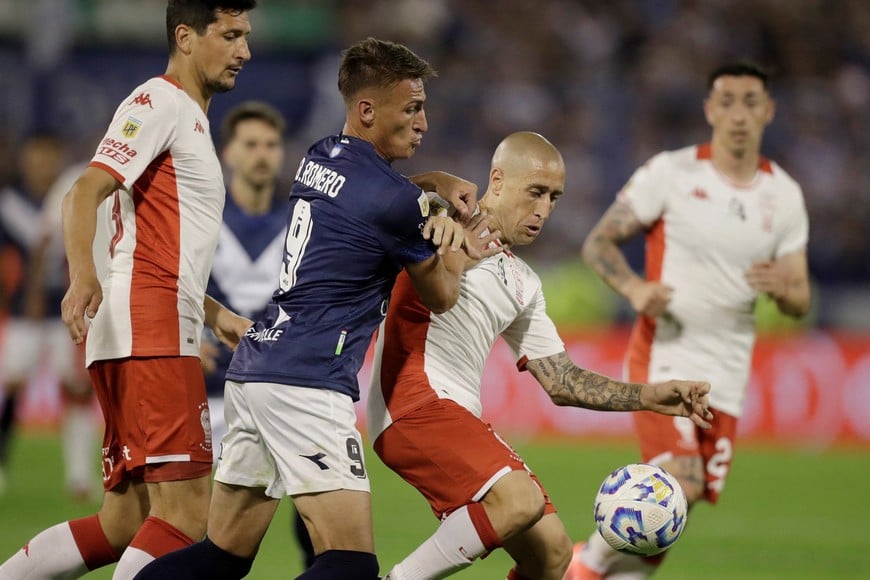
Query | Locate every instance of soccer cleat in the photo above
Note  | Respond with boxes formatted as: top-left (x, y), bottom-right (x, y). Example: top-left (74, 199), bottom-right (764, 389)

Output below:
top-left (563, 543), bottom-right (603, 580)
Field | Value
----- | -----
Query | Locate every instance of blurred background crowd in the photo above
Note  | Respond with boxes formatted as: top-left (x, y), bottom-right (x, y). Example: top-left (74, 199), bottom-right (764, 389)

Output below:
top-left (0, 0), bottom-right (867, 329)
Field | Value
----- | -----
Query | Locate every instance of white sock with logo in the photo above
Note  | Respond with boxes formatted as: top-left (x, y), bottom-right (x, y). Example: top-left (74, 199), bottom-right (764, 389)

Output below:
top-left (385, 505), bottom-right (487, 580)
top-left (0, 522), bottom-right (89, 579)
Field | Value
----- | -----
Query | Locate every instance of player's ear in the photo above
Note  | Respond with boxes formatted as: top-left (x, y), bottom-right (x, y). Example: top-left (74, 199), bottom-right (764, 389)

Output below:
top-left (489, 167), bottom-right (504, 196)
top-left (702, 98), bottom-right (714, 126)
top-left (175, 24), bottom-right (194, 56)
top-left (765, 98), bottom-right (776, 125)
top-left (357, 99), bottom-right (375, 127)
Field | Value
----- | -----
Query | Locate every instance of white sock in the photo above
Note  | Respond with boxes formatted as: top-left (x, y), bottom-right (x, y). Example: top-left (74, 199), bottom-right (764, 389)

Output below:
top-left (386, 505), bottom-right (488, 580)
top-left (0, 522), bottom-right (89, 579)
top-left (580, 531), bottom-right (633, 574)
top-left (62, 405), bottom-right (97, 494)
top-left (111, 547), bottom-right (154, 579)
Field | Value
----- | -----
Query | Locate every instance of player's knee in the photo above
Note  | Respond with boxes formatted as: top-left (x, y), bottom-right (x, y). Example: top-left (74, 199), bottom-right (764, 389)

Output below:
top-left (660, 459), bottom-right (705, 505)
top-left (675, 475), bottom-right (705, 505)
top-left (487, 472), bottom-right (545, 532)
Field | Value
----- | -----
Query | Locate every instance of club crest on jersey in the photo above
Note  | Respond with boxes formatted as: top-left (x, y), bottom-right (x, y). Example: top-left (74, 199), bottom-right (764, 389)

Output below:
top-left (417, 192), bottom-right (429, 217)
top-left (120, 116), bottom-right (143, 139)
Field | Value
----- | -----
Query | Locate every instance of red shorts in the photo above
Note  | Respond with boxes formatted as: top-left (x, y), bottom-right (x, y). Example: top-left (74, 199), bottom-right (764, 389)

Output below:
top-left (373, 398), bottom-right (555, 519)
top-left (89, 356), bottom-right (213, 490)
top-left (633, 408), bottom-right (738, 504)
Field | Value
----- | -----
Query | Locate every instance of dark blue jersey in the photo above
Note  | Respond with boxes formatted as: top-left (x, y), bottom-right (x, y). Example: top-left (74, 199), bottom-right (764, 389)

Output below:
top-left (0, 185), bottom-right (64, 317)
top-left (204, 191), bottom-right (289, 397)
top-left (226, 134), bottom-right (436, 400)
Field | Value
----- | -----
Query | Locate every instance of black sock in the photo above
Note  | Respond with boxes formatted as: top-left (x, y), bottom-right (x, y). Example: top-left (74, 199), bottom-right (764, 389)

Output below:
top-left (133, 537), bottom-right (254, 580)
top-left (0, 392), bottom-right (19, 465)
top-left (296, 550), bottom-right (379, 580)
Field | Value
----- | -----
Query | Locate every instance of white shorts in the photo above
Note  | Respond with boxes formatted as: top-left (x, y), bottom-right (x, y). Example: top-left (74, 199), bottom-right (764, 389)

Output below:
top-left (215, 381), bottom-right (370, 499)
top-left (1, 319), bottom-right (86, 387)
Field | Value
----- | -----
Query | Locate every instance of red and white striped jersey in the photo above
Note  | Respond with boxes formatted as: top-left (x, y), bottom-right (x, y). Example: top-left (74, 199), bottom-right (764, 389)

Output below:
top-left (367, 249), bottom-right (564, 441)
top-left (622, 144), bottom-right (808, 417)
top-left (85, 76), bottom-right (225, 365)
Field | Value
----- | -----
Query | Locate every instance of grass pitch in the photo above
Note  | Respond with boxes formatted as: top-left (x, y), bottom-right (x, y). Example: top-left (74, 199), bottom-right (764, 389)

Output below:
top-left (0, 433), bottom-right (867, 578)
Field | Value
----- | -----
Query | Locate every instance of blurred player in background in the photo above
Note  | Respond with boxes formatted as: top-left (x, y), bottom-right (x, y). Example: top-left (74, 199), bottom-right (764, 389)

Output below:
top-left (202, 99), bottom-right (315, 569)
top-left (0, 1), bottom-right (257, 578)
top-left (136, 36), bottom-right (498, 580)
top-left (0, 132), bottom-right (96, 499)
top-left (569, 62), bottom-right (811, 579)
top-left (369, 131), bottom-right (712, 580)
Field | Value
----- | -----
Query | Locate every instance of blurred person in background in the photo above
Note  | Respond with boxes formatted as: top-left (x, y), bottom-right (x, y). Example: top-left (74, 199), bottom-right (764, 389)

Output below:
top-left (0, 1), bottom-right (257, 578)
top-left (0, 132), bottom-right (96, 500)
top-left (568, 61), bottom-right (811, 579)
top-left (202, 100), bottom-right (316, 569)
top-left (369, 131), bottom-right (712, 580)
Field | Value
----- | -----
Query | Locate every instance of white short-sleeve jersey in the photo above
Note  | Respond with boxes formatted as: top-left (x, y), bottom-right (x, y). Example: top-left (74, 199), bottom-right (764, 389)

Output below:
top-left (621, 144), bottom-right (809, 417)
top-left (367, 248), bottom-right (564, 441)
top-left (85, 76), bottom-right (225, 365)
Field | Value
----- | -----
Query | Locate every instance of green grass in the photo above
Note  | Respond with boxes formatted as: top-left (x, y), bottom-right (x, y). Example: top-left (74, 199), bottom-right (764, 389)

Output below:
top-left (1, 433), bottom-right (868, 578)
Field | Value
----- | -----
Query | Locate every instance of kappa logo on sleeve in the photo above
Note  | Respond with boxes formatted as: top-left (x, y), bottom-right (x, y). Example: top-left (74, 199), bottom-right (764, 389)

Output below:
top-left (194, 119), bottom-right (205, 134)
top-left (128, 92), bottom-right (154, 109)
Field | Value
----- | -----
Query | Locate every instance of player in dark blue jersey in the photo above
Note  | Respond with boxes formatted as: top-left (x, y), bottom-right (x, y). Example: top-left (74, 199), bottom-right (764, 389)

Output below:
top-left (201, 100), bottom-right (317, 569)
top-left (136, 37), bottom-right (501, 580)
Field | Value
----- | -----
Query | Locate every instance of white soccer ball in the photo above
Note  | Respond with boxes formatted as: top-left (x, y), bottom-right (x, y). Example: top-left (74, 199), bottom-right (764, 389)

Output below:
top-left (593, 463), bottom-right (688, 556)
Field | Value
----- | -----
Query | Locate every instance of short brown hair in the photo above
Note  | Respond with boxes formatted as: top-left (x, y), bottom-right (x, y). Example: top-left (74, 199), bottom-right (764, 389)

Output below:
top-left (166, 0), bottom-right (258, 54)
top-left (220, 101), bottom-right (286, 145)
top-left (337, 37), bottom-right (437, 103)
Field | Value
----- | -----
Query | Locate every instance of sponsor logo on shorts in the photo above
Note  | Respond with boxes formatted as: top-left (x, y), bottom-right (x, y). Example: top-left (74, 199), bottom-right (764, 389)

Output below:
top-left (300, 452), bottom-right (329, 470)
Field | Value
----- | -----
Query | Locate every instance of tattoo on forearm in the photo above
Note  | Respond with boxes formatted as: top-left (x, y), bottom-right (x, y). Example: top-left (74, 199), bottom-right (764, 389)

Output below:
top-left (582, 202), bottom-right (644, 293)
top-left (528, 352), bottom-right (645, 411)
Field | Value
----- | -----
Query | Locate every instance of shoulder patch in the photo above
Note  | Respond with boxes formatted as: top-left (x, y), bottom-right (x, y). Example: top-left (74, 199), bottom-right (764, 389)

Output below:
top-left (120, 116), bottom-right (143, 139)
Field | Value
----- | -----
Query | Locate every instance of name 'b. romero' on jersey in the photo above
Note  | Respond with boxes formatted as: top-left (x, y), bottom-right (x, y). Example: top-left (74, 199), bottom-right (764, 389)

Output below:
top-left (226, 134), bottom-right (436, 400)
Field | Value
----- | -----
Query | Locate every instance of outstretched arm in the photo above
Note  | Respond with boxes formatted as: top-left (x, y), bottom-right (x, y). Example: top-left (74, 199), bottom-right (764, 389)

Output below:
top-left (581, 199), bottom-right (672, 318)
top-left (525, 351), bottom-right (712, 428)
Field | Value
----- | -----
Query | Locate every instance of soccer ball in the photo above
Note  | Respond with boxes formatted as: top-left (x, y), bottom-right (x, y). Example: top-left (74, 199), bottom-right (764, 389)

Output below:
top-left (593, 463), bottom-right (687, 556)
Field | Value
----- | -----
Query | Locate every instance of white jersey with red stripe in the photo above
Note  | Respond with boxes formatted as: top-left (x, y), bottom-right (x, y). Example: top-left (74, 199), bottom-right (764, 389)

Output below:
top-left (622, 143), bottom-right (808, 417)
top-left (85, 75), bottom-right (225, 365)
top-left (367, 247), bottom-right (564, 441)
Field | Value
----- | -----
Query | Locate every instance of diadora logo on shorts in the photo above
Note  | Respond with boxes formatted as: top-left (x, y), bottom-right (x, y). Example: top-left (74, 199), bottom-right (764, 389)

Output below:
top-left (129, 92), bottom-right (154, 109)
top-left (98, 137), bottom-right (138, 165)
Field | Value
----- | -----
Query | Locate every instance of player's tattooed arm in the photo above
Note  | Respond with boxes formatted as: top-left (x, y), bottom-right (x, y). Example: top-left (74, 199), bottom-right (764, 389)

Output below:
top-left (580, 199), bottom-right (647, 297)
top-left (526, 351), bottom-right (645, 411)
top-left (528, 351), bottom-right (713, 427)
